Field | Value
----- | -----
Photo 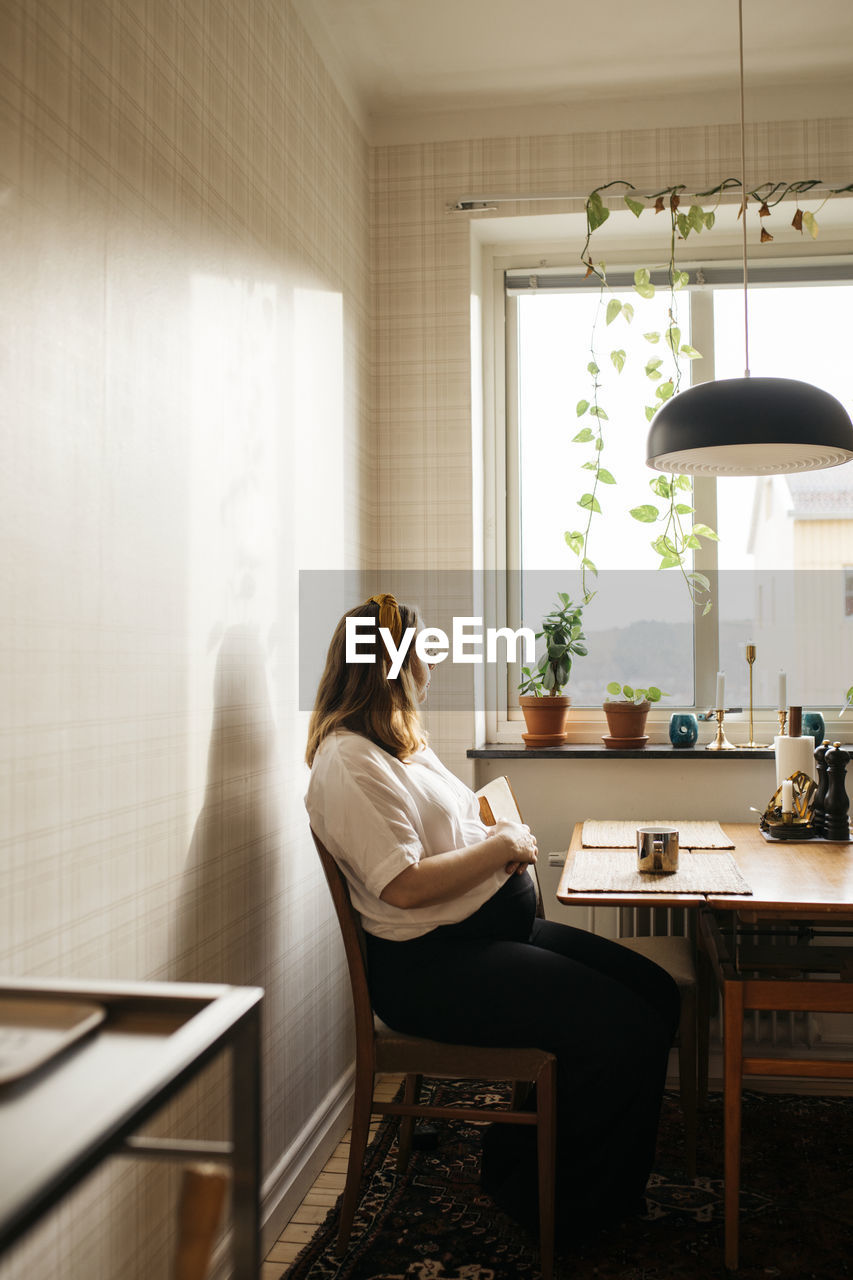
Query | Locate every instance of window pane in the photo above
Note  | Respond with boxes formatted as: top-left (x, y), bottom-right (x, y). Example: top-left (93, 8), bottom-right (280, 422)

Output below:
top-left (714, 285), bottom-right (853, 709)
top-left (516, 290), bottom-right (695, 706)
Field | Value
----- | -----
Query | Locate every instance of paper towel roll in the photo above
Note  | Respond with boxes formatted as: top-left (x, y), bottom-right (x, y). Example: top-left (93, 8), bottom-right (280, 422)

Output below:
top-left (774, 735), bottom-right (816, 787)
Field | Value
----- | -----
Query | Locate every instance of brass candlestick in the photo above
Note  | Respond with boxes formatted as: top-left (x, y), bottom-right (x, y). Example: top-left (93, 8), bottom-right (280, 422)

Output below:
top-left (706, 708), bottom-right (736, 751)
top-left (742, 644), bottom-right (769, 748)
top-left (777, 709), bottom-right (788, 736)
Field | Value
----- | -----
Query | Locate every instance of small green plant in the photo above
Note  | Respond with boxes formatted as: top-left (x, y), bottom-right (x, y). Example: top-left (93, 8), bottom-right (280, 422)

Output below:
top-left (839, 685), bottom-right (853, 717)
top-left (605, 681), bottom-right (669, 705)
top-left (518, 593), bottom-right (588, 697)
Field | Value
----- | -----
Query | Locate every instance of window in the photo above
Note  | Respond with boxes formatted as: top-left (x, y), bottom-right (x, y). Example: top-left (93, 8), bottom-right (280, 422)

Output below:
top-left (487, 241), bottom-right (853, 741)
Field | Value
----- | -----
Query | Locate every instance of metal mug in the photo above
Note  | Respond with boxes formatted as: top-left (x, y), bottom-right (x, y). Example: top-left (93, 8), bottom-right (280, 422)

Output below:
top-left (637, 826), bottom-right (679, 874)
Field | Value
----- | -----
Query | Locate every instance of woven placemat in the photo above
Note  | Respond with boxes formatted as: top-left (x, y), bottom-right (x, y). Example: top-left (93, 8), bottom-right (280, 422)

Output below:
top-left (566, 848), bottom-right (752, 895)
top-left (582, 819), bottom-right (734, 849)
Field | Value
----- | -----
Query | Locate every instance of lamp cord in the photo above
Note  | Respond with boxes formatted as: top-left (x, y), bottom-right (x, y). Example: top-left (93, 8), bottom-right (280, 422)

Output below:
top-left (738, 0), bottom-right (750, 378)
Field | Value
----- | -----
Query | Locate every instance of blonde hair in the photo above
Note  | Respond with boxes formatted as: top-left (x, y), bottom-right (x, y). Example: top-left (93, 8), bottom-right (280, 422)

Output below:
top-left (305, 597), bottom-right (426, 765)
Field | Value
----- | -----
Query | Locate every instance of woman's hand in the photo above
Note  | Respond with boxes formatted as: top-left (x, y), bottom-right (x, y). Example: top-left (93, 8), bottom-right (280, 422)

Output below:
top-left (379, 820), bottom-right (538, 909)
top-left (494, 818), bottom-right (538, 877)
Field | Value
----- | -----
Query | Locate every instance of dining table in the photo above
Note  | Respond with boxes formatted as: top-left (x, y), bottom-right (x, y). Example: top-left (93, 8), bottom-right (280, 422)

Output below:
top-left (556, 820), bottom-right (853, 1270)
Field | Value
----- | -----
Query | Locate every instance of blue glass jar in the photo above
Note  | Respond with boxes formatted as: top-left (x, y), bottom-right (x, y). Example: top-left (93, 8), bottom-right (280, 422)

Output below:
top-left (802, 711), bottom-right (825, 744)
top-left (669, 712), bottom-right (699, 748)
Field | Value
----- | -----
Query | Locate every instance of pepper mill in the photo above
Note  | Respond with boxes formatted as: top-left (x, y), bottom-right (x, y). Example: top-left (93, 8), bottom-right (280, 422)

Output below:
top-left (812, 740), bottom-right (830, 835)
top-left (823, 742), bottom-right (850, 841)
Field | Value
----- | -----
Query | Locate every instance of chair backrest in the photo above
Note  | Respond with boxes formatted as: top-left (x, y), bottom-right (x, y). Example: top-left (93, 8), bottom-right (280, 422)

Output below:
top-left (476, 775), bottom-right (544, 917)
top-left (311, 829), bottom-right (378, 1054)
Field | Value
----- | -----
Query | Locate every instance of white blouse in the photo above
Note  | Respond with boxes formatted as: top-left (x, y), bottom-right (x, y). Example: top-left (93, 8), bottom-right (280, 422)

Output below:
top-left (305, 729), bottom-right (505, 940)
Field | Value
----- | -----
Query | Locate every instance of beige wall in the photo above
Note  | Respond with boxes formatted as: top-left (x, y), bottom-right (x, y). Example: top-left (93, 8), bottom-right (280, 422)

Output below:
top-left (0, 0), bottom-right (370, 1275)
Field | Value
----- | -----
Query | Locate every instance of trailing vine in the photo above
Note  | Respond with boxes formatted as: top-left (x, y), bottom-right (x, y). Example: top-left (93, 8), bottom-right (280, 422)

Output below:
top-left (564, 176), bottom-right (852, 609)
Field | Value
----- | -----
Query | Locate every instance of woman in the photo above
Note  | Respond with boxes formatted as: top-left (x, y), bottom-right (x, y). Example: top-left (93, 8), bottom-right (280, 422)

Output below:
top-left (305, 593), bottom-right (679, 1242)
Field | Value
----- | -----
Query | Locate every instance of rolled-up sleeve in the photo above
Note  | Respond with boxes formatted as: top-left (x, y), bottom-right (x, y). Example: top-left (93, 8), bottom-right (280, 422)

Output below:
top-left (320, 751), bottom-right (424, 897)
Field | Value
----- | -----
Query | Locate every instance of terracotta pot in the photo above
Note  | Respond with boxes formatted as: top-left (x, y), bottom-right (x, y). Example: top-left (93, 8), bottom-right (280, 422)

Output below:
top-left (602, 699), bottom-right (650, 749)
top-left (519, 693), bottom-right (571, 748)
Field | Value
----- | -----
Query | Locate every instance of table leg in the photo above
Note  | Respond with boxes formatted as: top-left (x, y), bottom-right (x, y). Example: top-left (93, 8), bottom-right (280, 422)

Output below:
top-left (231, 1004), bottom-right (262, 1279)
top-left (722, 979), bottom-right (744, 1271)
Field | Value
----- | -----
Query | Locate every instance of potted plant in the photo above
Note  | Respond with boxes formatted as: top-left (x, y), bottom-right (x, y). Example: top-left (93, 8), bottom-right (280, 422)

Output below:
top-left (518, 594), bottom-right (588, 747)
top-left (603, 681), bottom-right (669, 749)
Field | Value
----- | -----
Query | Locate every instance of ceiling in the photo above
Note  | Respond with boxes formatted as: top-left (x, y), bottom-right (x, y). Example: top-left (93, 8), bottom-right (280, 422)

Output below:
top-left (293, 0), bottom-right (853, 142)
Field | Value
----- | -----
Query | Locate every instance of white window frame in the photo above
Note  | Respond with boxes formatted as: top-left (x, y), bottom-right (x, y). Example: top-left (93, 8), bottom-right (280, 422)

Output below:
top-left (477, 215), bottom-right (853, 744)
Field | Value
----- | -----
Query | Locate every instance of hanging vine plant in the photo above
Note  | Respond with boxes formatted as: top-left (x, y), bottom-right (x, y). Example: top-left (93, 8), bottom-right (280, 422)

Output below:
top-left (563, 176), bottom-right (851, 610)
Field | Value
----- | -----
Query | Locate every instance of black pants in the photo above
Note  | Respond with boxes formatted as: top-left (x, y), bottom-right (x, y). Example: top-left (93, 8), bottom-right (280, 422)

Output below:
top-left (365, 874), bottom-right (680, 1233)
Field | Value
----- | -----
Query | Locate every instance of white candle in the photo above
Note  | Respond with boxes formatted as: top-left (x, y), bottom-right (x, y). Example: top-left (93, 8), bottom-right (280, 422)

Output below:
top-left (781, 779), bottom-right (794, 813)
top-left (716, 671), bottom-right (725, 710)
top-left (778, 670), bottom-right (787, 711)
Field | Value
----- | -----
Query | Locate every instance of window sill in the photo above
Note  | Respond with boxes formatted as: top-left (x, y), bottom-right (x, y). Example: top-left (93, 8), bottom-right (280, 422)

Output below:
top-left (468, 743), bottom-right (781, 760)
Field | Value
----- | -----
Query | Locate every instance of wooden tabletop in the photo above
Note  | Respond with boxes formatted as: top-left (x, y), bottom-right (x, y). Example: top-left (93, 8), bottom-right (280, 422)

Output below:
top-left (556, 822), bottom-right (853, 915)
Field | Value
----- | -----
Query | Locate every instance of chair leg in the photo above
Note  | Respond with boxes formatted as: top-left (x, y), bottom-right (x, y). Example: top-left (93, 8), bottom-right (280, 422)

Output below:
top-left (510, 1079), bottom-right (528, 1110)
top-left (536, 1058), bottom-right (557, 1280)
top-left (677, 984), bottom-right (698, 1180)
top-left (173, 1164), bottom-right (229, 1280)
top-left (723, 979), bottom-right (745, 1270)
top-left (396, 1073), bottom-right (422, 1172)
top-left (697, 946), bottom-right (713, 1111)
top-left (337, 1066), bottom-right (374, 1254)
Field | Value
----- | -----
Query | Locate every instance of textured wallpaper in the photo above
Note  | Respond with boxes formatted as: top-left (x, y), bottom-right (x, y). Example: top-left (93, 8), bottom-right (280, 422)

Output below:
top-left (0, 0), bottom-right (370, 1275)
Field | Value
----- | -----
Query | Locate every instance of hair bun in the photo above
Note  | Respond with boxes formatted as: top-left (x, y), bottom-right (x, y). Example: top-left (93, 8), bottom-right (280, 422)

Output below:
top-left (368, 593), bottom-right (403, 645)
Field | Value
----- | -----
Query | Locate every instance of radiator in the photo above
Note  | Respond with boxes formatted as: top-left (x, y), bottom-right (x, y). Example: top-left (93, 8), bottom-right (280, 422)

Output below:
top-left (613, 904), bottom-right (814, 1051)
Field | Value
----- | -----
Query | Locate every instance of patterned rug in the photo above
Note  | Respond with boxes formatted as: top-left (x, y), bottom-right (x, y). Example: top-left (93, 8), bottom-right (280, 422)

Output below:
top-left (280, 1081), bottom-right (853, 1280)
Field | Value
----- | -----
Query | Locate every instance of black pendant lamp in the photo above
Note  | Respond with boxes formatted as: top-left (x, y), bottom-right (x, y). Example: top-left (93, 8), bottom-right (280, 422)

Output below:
top-left (646, 0), bottom-right (853, 477)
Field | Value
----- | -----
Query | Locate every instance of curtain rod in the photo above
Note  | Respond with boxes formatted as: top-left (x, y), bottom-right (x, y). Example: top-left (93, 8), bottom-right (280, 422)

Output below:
top-left (447, 180), bottom-right (853, 214)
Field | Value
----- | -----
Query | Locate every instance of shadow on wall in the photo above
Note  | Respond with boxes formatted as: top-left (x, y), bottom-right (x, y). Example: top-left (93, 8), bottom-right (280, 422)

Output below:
top-left (174, 624), bottom-right (282, 988)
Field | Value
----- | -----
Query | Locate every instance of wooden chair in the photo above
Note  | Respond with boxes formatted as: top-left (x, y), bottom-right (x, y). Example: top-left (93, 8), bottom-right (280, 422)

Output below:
top-left (699, 905), bottom-right (853, 1269)
top-left (173, 1164), bottom-right (229, 1280)
top-left (311, 828), bottom-right (558, 1280)
top-left (477, 775), bottom-right (707, 1178)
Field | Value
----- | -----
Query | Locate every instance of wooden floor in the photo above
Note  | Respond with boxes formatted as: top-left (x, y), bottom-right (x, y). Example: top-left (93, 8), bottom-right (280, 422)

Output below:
top-left (261, 1073), bottom-right (403, 1278)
